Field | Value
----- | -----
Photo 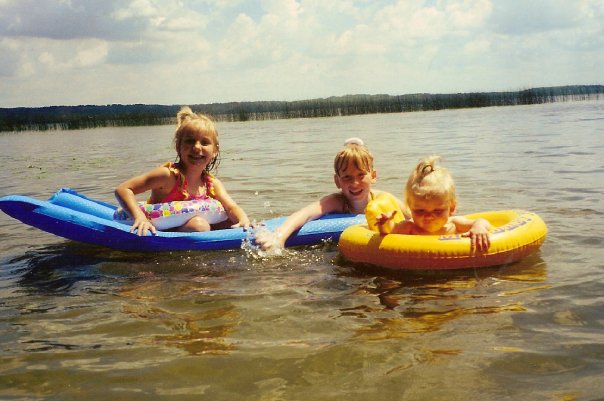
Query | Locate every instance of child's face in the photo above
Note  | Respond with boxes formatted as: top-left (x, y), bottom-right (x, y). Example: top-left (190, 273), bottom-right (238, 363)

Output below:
top-left (334, 163), bottom-right (376, 203)
top-left (178, 130), bottom-right (218, 170)
top-left (409, 196), bottom-right (453, 234)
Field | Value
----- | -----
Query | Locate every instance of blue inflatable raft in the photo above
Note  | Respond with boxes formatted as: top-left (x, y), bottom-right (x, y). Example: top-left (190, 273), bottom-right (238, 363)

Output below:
top-left (0, 188), bottom-right (364, 252)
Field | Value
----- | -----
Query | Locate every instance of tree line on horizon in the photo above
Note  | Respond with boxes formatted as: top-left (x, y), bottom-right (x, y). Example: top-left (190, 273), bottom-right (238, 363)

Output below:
top-left (1, 85), bottom-right (603, 132)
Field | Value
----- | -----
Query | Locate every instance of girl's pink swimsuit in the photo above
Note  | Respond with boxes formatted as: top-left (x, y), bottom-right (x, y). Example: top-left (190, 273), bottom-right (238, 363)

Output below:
top-left (154, 162), bottom-right (217, 203)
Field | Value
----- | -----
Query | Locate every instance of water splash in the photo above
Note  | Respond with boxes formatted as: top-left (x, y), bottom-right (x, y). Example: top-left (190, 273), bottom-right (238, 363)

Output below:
top-left (241, 220), bottom-right (285, 259)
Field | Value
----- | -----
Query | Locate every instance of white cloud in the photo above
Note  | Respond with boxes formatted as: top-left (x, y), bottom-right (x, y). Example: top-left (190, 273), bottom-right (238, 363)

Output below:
top-left (444, 0), bottom-right (492, 30)
top-left (75, 41), bottom-right (109, 67)
top-left (463, 38), bottom-right (490, 55)
top-left (0, 0), bottom-right (602, 107)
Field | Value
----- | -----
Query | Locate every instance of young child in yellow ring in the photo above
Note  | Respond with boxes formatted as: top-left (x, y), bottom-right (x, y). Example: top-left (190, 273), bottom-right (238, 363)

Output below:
top-left (254, 138), bottom-right (407, 251)
top-left (374, 155), bottom-right (491, 251)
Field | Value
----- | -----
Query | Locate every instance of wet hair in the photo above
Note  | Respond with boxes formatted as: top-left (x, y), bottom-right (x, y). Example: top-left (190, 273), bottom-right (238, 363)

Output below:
top-left (333, 139), bottom-right (374, 176)
top-left (173, 106), bottom-right (220, 173)
top-left (405, 155), bottom-right (456, 208)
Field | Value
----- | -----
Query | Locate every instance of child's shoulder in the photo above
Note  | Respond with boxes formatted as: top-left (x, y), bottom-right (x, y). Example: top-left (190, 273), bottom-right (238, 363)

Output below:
top-left (158, 161), bottom-right (179, 174)
top-left (318, 192), bottom-right (348, 213)
top-left (151, 163), bottom-right (177, 177)
top-left (140, 163), bottom-right (178, 184)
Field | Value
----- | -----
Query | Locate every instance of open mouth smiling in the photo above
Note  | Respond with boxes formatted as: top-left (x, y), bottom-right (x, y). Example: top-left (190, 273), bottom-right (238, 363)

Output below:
top-left (188, 154), bottom-right (206, 162)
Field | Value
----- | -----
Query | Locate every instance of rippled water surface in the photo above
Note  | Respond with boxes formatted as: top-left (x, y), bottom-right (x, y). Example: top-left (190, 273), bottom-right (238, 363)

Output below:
top-left (1, 101), bottom-right (603, 400)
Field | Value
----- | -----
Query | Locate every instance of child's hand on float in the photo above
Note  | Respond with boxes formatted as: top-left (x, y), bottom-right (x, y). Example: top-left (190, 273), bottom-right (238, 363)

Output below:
top-left (254, 231), bottom-right (284, 251)
top-left (131, 217), bottom-right (157, 236)
top-left (231, 217), bottom-right (251, 230)
top-left (461, 220), bottom-right (491, 251)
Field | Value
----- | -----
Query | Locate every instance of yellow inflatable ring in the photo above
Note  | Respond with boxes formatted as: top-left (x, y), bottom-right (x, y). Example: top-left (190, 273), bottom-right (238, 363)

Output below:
top-left (338, 210), bottom-right (547, 270)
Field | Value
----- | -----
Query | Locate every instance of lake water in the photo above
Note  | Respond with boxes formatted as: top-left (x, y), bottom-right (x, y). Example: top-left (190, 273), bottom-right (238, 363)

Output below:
top-left (1, 101), bottom-right (603, 400)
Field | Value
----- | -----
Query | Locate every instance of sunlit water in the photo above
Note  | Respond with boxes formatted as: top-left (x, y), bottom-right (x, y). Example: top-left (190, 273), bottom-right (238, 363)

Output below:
top-left (1, 101), bottom-right (603, 400)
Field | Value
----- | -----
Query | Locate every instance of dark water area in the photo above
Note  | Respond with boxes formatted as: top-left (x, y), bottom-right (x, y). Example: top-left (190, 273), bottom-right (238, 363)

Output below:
top-left (0, 101), bottom-right (603, 400)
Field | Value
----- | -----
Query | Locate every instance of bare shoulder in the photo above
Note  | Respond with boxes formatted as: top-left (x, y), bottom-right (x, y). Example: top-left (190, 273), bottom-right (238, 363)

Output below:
top-left (146, 163), bottom-right (173, 176)
top-left (150, 165), bottom-right (176, 183)
top-left (319, 192), bottom-right (346, 213)
top-left (143, 164), bottom-right (177, 191)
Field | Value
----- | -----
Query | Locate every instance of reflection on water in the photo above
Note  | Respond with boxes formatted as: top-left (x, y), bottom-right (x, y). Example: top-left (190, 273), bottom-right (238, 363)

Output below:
top-left (119, 279), bottom-right (239, 356)
top-left (1, 101), bottom-right (603, 400)
top-left (340, 259), bottom-right (548, 341)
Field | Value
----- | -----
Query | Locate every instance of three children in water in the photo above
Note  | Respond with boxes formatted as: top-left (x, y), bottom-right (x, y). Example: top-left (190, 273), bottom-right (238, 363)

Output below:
top-left (115, 106), bottom-right (491, 250)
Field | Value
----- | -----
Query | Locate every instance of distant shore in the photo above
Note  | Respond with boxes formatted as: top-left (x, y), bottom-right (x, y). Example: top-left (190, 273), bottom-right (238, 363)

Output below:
top-left (1, 85), bottom-right (603, 132)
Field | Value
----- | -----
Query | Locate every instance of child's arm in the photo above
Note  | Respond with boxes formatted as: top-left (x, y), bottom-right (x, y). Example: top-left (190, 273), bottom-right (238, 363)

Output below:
top-left (115, 166), bottom-right (173, 236)
top-left (212, 178), bottom-right (250, 229)
top-left (255, 194), bottom-right (342, 250)
top-left (374, 213), bottom-right (414, 235)
top-left (451, 216), bottom-right (491, 251)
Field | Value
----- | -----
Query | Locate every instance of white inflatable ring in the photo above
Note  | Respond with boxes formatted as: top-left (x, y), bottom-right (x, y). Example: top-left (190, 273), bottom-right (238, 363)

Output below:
top-left (339, 210), bottom-right (547, 270)
top-left (114, 199), bottom-right (227, 230)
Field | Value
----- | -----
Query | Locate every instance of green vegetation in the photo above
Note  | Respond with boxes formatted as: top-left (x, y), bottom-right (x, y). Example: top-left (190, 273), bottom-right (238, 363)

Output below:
top-left (1, 85), bottom-right (602, 132)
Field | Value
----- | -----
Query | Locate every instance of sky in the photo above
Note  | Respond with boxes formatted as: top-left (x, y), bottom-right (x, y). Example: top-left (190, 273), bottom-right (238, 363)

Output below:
top-left (0, 0), bottom-right (603, 108)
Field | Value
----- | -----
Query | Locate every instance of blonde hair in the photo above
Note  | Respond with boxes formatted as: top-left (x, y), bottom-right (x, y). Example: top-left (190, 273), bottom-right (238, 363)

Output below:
top-left (405, 155), bottom-right (456, 208)
top-left (174, 106), bottom-right (220, 172)
top-left (334, 140), bottom-right (374, 176)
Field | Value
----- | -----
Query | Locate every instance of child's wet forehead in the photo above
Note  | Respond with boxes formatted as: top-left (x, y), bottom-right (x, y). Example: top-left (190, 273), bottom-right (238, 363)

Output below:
top-left (410, 195), bottom-right (449, 208)
top-left (183, 130), bottom-right (216, 141)
top-left (338, 163), bottom-right (369, 176)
